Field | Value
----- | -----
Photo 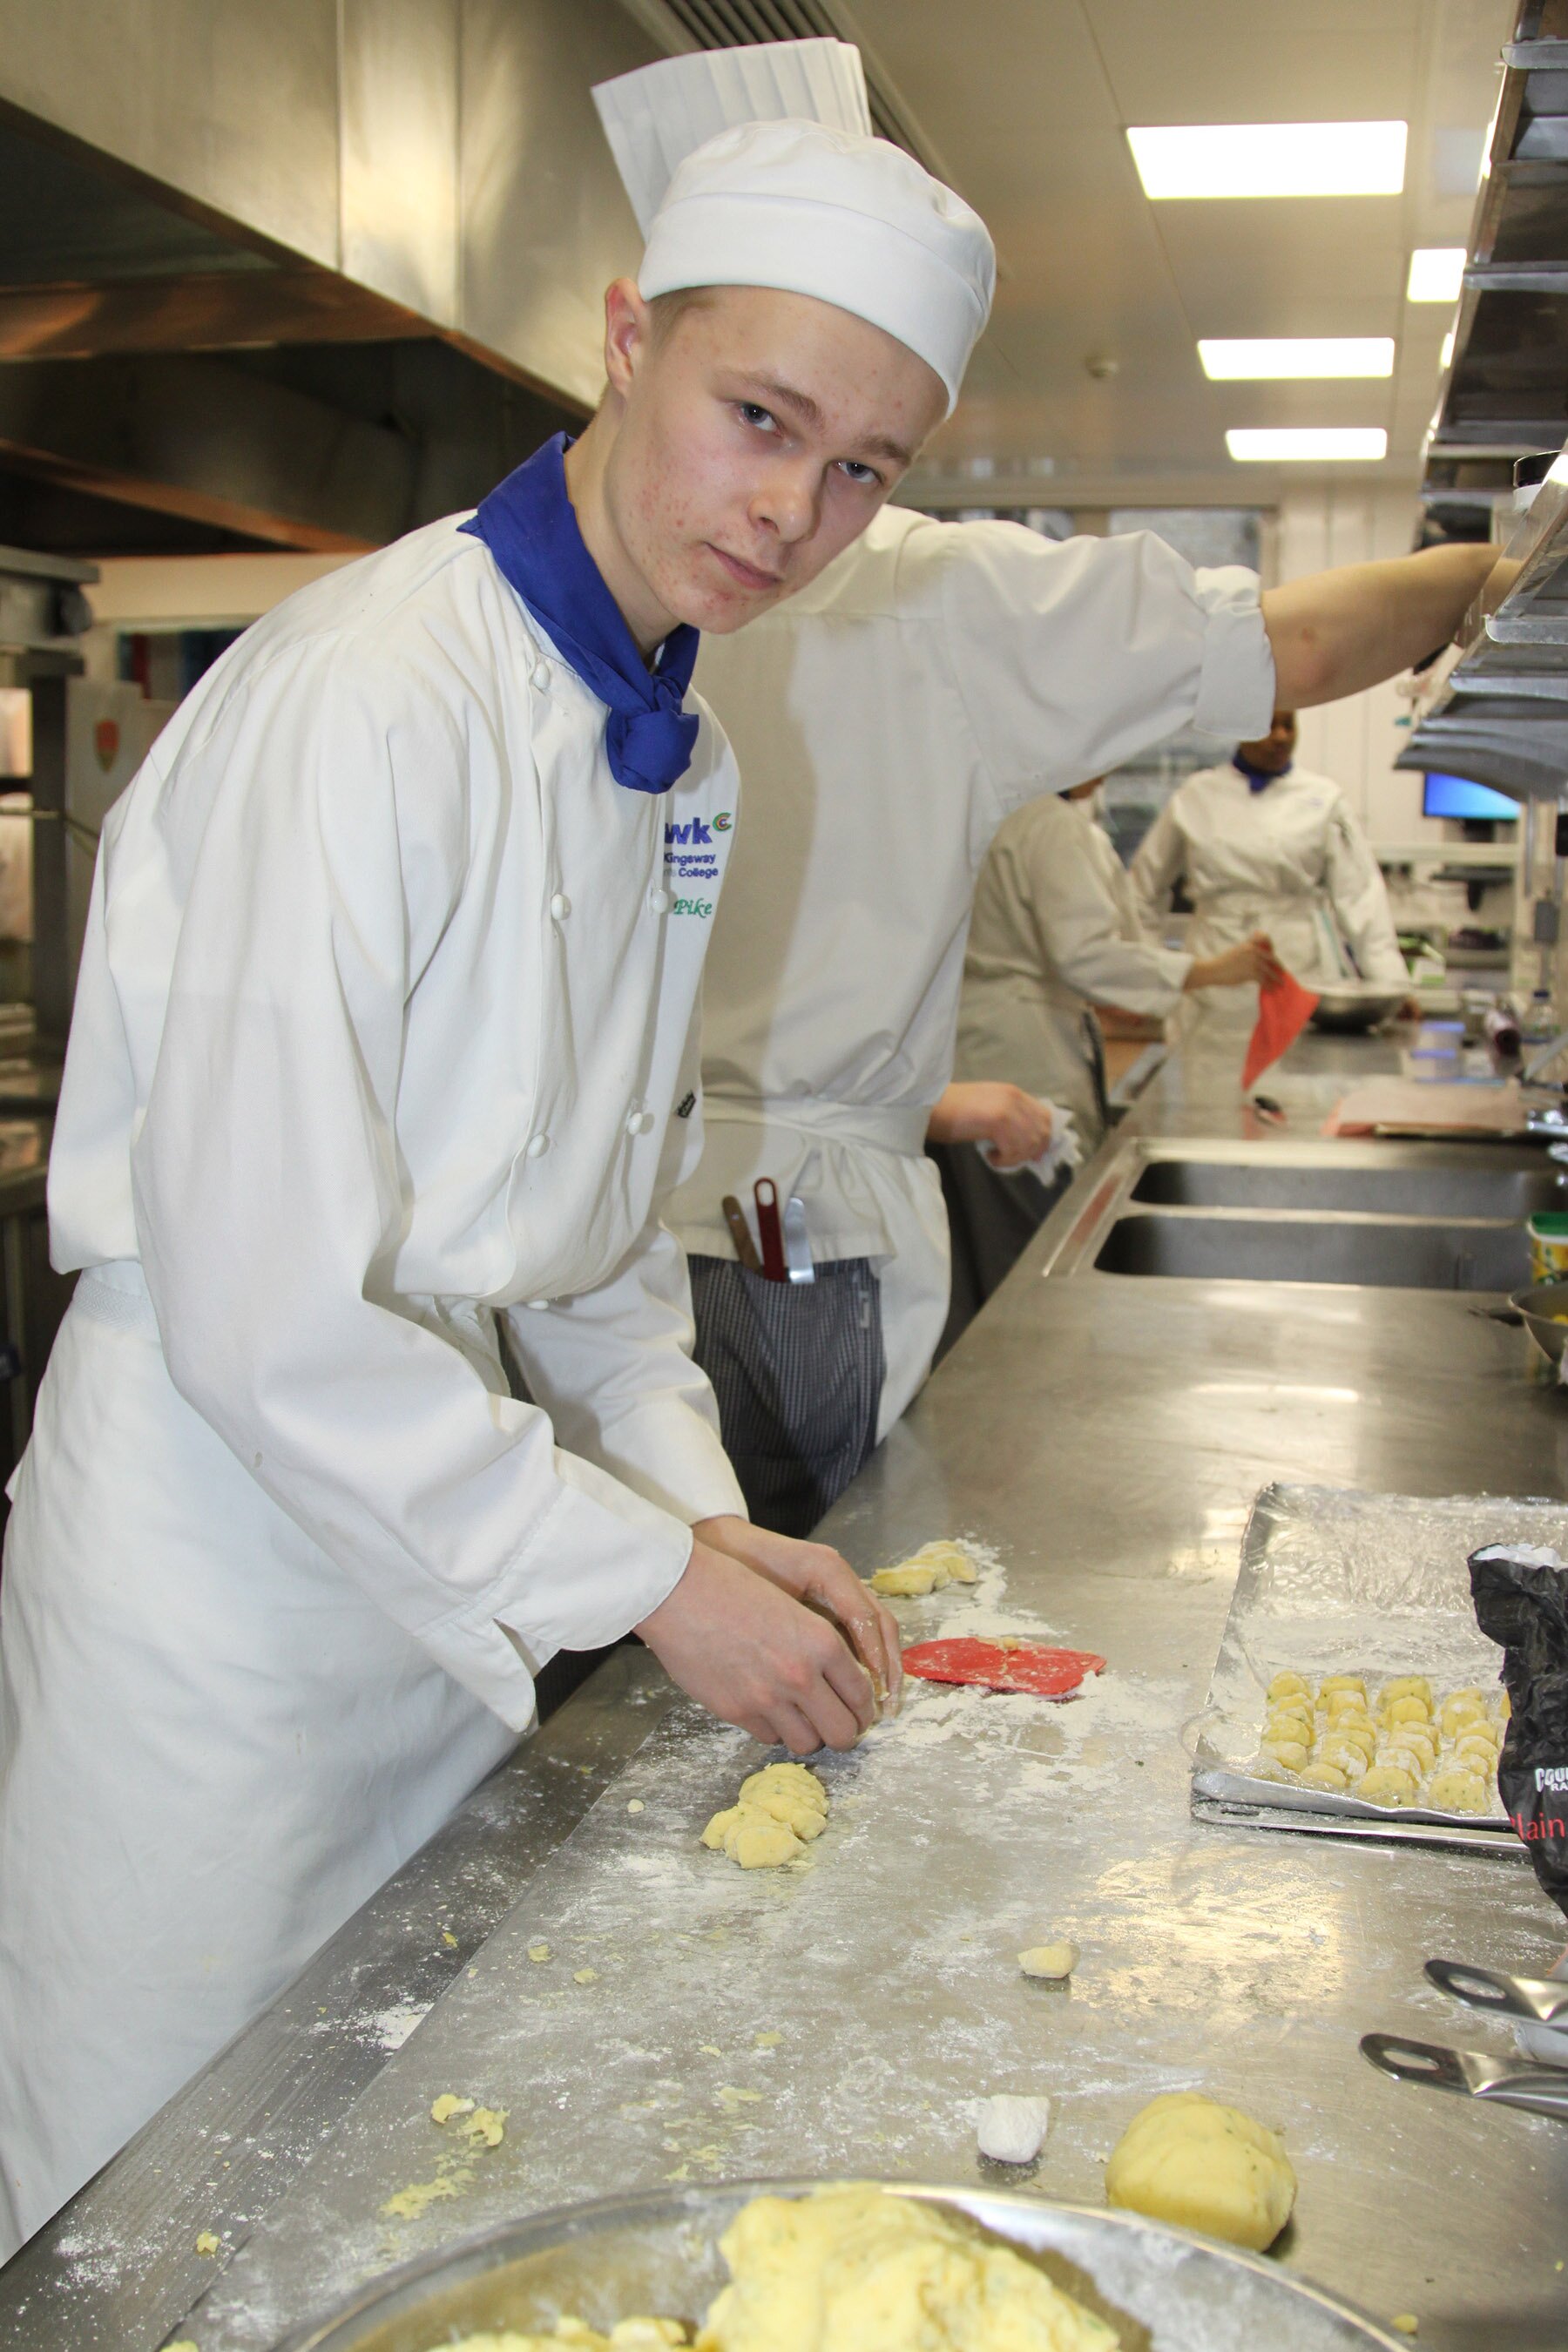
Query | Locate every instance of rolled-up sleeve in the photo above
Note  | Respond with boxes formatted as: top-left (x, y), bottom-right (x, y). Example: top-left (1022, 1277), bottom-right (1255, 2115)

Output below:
top-left (930, 524), bottom-right (1276, 816)
top-left (128, 640), bottom-right (705, 1731)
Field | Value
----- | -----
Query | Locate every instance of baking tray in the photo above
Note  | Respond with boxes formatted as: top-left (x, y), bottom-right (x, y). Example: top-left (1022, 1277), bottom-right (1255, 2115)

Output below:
top-left (272, 2178), bottom-right (1413, 2352)
top-left (1190, 1482), bottom-right (1564, 1854)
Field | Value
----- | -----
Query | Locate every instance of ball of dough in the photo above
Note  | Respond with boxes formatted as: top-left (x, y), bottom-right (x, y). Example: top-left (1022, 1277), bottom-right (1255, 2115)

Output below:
top-left (739, 1765), bottom-right (828, 1840)
top-left (1355, 1764), bottom-right (1417, 1808)
top-left (1267, 1672), bottom-right (1310, 1703)
top-left (977, 2092), bottom-right (1051, 2165)
top-left (1260, 1738), bottom-right (1309, 1772)
top-left (1104, 2091), bottom-right (1296, 2251)
top-left (1380, 1676), bottom-right (1432, 1707)
top-left (1438, 1694), bottom-right (1487, 1740)
top-left (1382, 1694), bottom-right (1432, 1729)
top-left (702, 1764), bottom-right (830, 1869)
top-left (1323, 1723), bottom-right (1375, 1762)
top-left (1383, 1728), bottom-right (1436, 1774)
top-left (1324, 1688), bottom-right (1369, 1717)
top-left (869, 1562), bottom-right (937, 1597)
top-left (1454, 1732), bottom-right (1498, 1772)
top-left (1425, 1769), bottom-right (1490, 1815)
top-left (1263, 1713), bottom-right (1311, 1745)
top-left (1315, 1738), bottom-right (1367, 1775)
top-left (1018, 1941), bottom-right (1078, 1979)
top-left (705, 2184), bottom-right (1119, 2352)
top-left (1318, 1674), bottom-right (1366, 1700)
top-left (1297, 1761), bottom-right (1349, 1792)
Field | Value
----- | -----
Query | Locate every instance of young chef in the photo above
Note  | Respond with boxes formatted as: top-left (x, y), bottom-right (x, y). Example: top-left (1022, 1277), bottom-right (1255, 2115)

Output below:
top-left (936, 779), bottom-right (1281, 1333)
top-left (1132, 707), bottom-right (1411, 1008)
top-left (0, 39), bottom-right (993, 2254)
top-left (671, 529), bottom-right (1497, 1534)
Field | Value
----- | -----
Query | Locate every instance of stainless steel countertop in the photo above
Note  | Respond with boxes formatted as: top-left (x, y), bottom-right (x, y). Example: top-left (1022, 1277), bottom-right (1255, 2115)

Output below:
top-left (9, 1024), bottom-right (1568, 2352)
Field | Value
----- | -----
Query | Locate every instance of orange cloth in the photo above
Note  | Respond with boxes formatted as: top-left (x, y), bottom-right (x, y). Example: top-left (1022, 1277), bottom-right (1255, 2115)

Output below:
top-left (1242, 971), bottom-right (1319, 1090)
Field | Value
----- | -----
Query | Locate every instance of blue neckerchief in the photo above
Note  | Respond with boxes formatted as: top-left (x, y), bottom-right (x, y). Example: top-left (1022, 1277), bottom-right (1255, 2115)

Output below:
top-left (1233, 750), bottom-right (1291, 795)
top-left (461, 434), bottom-right (699, 796)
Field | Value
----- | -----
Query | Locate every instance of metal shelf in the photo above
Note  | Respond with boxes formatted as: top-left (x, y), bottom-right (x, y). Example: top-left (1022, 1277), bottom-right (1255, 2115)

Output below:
top-left (1425, 8), bottom-right (1568, 476)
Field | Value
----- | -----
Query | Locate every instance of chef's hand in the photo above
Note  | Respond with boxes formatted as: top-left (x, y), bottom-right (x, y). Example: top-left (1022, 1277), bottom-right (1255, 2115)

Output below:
top-left (1188, 933), bottom-right (1284, 992)
top-left (926, 1081), bottom-right (1054, 1171)
top-left (634, 1538), bottom-right (890, 1754)
top-left (696, 1513), bottom-right (903, 1711)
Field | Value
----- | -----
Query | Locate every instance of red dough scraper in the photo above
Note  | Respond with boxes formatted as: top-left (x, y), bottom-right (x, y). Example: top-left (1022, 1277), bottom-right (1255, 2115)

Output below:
top-left (902, 1637), bottom-right (1105, 1699)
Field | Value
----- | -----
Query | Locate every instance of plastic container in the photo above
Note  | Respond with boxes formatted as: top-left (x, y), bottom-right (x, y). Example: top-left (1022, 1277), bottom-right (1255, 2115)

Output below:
top-left (1528, 1211), bottom-right (1568, 1284)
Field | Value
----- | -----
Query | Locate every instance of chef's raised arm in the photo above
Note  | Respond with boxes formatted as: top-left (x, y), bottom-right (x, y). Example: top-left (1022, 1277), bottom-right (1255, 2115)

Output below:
top-left (1260, 542), bottom-right (1495, 710)
top-left (927, 522), bottom-right (1275, 825)
top-left (122, 639), bottom-right (700, 1732)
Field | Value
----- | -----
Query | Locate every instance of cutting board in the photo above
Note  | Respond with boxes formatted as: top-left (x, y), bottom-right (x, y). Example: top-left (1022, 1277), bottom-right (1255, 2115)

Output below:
top-left (1324, 1078), bottom-right (1529, 1139)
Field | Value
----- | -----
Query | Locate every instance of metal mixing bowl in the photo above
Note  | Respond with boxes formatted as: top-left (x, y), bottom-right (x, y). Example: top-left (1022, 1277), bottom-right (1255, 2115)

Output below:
top-left (273, 2178), bottom-right (1410, 2352)
top-left (1309, 987), bottom-right (1406, 1035)
top-left (1511, 1281), bottom-right (1568, 1364)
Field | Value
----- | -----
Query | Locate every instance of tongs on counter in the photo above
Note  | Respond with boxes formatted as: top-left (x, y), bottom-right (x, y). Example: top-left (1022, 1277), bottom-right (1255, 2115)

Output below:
top-left (1361, 1957), bottom-right (1568, 2122)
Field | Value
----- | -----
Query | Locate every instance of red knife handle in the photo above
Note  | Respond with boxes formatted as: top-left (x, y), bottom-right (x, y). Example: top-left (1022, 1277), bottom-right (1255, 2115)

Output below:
top-left (754, 1178), bottom-right (787, 1281)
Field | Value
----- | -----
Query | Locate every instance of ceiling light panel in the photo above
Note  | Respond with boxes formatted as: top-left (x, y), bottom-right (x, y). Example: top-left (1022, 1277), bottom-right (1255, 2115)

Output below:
top-left (1199, 338), bottom-right (1395, 380)
top-left (1126, 121), bottom-right (1407, 201)
top-left (1406, 247), bottom-right (1466, 303)
top-left (1226, 429), bottom-right (1389, 462)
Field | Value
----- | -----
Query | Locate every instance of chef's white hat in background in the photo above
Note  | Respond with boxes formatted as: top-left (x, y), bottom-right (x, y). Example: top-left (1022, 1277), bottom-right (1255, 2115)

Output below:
top-left (591, 39), bottom-right (993, 416)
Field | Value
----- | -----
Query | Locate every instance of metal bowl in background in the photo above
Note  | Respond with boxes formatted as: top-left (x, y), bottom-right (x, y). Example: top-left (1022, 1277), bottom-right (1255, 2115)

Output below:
top-left (1309, 987), bottom-right (1407, 1035)
top-left (273, 2179), bottom-right (1411, 2352)
top-left (1511, 1281), bottom-right (1568, 1364)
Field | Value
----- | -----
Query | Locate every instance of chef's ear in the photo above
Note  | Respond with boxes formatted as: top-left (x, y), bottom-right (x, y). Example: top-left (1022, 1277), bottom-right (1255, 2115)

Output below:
top-left (602, 277), bottom-right (655, 401)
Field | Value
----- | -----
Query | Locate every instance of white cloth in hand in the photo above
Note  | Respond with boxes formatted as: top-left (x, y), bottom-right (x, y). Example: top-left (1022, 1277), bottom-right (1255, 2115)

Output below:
top-left (977, 1100), bottom-right (1081, 1188)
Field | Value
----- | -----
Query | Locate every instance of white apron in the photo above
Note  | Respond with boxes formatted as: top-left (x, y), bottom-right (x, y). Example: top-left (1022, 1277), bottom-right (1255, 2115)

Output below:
top-left (672, 505), bottom-right (1274, 1430)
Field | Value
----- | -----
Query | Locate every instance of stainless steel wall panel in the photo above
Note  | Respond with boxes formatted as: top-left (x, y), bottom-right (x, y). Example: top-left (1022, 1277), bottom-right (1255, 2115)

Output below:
top-left (0, 0), bottom-right (342, 269)
top-left (456, 0), bottom-right (655, 413)
top-left (340, 0), bottom-right (461, 328)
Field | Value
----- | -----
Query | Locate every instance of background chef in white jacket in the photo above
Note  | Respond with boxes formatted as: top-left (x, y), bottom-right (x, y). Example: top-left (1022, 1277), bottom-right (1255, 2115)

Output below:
top-left (0, 39), bottom-right (993, 2255)
top-left (1132, 708), bottom-right (1411, 1010)
top-left (672, 525), bottom-right (1494, 1537)
top-left (937, 778), bottom-right (1281, 1332)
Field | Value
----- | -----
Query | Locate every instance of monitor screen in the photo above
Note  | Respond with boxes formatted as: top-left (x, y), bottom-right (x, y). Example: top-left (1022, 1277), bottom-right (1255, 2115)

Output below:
top-left (1423, 771), bottom-right (1520, 821)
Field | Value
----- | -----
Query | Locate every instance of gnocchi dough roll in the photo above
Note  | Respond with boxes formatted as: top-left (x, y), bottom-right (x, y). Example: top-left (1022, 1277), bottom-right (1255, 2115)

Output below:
top-left (1267, 1671), bottom-right (1311, 1704)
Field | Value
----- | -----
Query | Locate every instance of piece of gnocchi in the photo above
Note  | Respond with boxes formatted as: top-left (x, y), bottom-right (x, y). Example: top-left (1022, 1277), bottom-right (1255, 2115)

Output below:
top-left (1355, 1763), bottom-right (1417, 1808)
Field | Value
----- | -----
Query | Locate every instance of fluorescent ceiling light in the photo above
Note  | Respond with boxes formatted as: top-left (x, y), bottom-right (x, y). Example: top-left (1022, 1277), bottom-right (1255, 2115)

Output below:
top-left (1127, 120), bottom-right (1407, 200)
top-left (1227, 429), bottom-right (1389, 463)
top-left (1199, 337), bottom-right (1395, 380)
top-left (1407, 247), bottom-right (1465, 302)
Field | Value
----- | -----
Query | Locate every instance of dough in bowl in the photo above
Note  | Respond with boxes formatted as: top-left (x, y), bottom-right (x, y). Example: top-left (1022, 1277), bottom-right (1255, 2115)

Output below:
top-left (698, 2183), bottom-right (1119, 2350)
top-left (1104, 2090), bottom-right (1295, 2252)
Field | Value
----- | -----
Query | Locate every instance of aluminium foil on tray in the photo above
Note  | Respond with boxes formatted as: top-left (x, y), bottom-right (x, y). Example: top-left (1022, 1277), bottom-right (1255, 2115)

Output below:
top-left (1190, 1482), bottom-right (1566, 1851)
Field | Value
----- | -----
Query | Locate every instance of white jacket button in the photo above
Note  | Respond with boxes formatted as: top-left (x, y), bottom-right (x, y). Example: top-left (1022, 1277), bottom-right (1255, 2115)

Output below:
top-left (524, 1297), bottom-right (550, 1310)
top-left (649, 888), bottom-right (672, 915)
top-left (550, 892), bottom-right (571, 921)
top-left (526, 1133), bottom-right (550, 1159)
top-left (530, 662), bottom-right (550, 692)
top-left (625, 1109), bottom-right (654, 1136)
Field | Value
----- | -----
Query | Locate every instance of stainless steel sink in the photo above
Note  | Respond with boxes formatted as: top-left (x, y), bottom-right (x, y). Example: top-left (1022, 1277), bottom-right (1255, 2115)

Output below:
top-left (1131, 1152), bottom-right (1565, 1219)
top-left (1095, 1210), bottom-right (1530, 1291)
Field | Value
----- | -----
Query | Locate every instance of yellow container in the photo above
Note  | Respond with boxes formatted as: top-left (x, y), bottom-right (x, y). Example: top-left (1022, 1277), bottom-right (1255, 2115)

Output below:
top-left (1529, 1213), bottom-right (1568, 1285)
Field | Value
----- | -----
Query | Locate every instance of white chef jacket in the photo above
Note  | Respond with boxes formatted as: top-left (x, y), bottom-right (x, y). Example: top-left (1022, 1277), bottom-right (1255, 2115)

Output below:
top-left (668, 505), bottom-right (1274, 1435)
top-left (45, 515), bottom-right (749, 1724)
top-left (1, 512), bottom-right (753, 2254)
top-left (1132, 760), bottom-right (1408, 1002)
top-left (956, 793), bottom-right (1192, 1141)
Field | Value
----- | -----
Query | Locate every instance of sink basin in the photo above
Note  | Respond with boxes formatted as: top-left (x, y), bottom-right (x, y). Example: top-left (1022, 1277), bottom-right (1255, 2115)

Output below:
top-left (1096, 1211), bottom-right (1530, 1291)
top-left (1130, 1154), bottom-right (1563, 1219)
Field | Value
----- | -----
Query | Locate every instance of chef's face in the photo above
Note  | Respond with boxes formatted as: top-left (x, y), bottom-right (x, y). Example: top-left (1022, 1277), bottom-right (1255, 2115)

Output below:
top-left (1237, 710), bottom-right (1298, 774)
top-left (598, 280), bottom-right (947, 635)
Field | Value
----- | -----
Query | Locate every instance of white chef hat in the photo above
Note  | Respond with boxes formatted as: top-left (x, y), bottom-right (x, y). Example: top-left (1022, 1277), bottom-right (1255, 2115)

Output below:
top-left (592, 40), bottom-right (993, 416)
